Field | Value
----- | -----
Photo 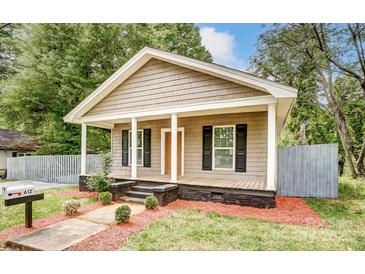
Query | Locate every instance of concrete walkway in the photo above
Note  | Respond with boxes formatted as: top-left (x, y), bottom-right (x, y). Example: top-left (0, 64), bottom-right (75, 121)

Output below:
top-left (0, 181), bottom-right (70, 195)
top-left (6, 202), bottom-right (145, 251)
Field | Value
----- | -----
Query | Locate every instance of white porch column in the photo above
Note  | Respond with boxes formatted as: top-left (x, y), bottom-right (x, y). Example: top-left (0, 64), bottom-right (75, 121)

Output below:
top-left (266, 103), bottom-right (277, 191)
top-left (131, 117), bottom-right (138, 179)
top-left (81, 123), bottom-right (87, 175)
top-left (171, 113), bottom-right (178, 182)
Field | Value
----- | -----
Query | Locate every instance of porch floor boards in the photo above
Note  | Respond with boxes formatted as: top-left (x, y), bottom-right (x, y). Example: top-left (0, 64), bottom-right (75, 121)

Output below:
top-left (110, 174), bottom-right (266, 191)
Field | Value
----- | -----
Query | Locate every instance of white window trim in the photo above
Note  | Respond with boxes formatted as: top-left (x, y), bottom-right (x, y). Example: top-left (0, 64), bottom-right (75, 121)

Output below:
top-left (128, 129), bottom-right (143, 167)
top-left (212, 125), bottom-right (235, 171)
top-left (160, 127), bottom-right (185, 176)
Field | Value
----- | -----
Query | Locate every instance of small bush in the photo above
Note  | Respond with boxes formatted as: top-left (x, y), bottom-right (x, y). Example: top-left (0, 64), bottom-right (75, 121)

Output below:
top-left (63, 200), bottom-right (81, 216)
top-left (115, 205), bottom-right (131, 224)
top-left (99, 192), bottom-right (112, 204)
top-left (86, 173), bottom-right (110, 193)
top-left (144, 195), bottom-right (159, 209)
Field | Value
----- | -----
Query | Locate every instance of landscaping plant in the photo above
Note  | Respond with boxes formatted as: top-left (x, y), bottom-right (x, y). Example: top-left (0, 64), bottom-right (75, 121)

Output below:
top-left (62, 200), bottom-right (81, 216)
top-left (144, 195), bottom-right (159, 209)
top-left (115, 205), bottom-right (131, 224)
top-left (86, 173), bottom-right (110, 192)
top-left (99, 191), bottom-right (112, 205)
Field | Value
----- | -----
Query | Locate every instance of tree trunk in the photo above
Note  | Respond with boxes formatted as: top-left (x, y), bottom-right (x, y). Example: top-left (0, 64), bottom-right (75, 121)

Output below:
top-left (356, 139), bottom-right (365, 178)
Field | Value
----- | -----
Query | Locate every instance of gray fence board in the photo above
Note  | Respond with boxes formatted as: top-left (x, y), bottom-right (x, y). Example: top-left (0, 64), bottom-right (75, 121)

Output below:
top-left (277, 144), bottom-right (338, 198)
top-left (7, 154), bottom-right (102, 184)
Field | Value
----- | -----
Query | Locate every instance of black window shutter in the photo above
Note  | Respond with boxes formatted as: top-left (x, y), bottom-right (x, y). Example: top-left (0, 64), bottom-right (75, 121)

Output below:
top-left (122, 130), bottom-right (129, 166)
top-left (202, 125), bottom-right (213, 170)
top-left (235, 124), bottom-right (247, 172)
top-left (143, 128), bottom-right (151, 167)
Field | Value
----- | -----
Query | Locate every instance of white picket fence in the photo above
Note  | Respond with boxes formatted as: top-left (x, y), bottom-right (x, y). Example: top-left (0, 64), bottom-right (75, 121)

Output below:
top-left (7, 154), bottom-right (102, 184)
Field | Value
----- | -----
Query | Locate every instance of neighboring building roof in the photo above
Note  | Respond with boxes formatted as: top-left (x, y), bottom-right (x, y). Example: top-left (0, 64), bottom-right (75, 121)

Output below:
top-left (64, 46), bottom-right (298, 124)
top-left (0, 128), bottom-right (39, 151)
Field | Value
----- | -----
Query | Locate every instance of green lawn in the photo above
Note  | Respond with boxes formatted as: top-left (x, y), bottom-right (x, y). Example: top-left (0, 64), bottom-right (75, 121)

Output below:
top-left (122, 175), bottom-right (365, 251)
top-left (0, 186), bottom-right (97, 232)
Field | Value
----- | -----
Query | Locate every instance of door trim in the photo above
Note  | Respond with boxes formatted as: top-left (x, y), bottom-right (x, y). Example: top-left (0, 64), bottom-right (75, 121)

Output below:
top-left (161, 127), bottom-right (185, 176)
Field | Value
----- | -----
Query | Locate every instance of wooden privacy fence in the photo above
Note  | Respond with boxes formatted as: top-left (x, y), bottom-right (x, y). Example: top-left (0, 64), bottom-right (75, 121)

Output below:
top-left (7, 154), bottom-right (102, 184)
top-left (277, 144), bottom-right (338, 198)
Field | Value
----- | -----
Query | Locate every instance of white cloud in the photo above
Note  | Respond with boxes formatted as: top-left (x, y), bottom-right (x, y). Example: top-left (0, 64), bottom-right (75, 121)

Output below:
top-left (199, 26), bottom-right (246, 70)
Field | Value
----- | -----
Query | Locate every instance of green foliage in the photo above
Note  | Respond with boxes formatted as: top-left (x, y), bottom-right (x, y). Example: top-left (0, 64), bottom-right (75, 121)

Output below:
top-left (144, 195), bottom-right (159, 209)
top-left (86, 173), bottom-right (110, 193)
top-left (250, 24), bottom-right (363, 162)
top-left (62, 199), bottom-right (81, 216)
top-left (115, 205), bottom-right (131, 224)
top-left (98, 191), bottom-right (112, 205)
top-left (101, 152), bottom-right (112, 175)
top-left (0, 24), bottom-right (211, 154)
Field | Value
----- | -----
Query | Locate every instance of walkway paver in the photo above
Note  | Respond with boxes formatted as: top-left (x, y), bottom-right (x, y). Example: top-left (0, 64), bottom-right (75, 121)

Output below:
top-left (6, 202), bottom-right (145, 250)
top-left (79, 203), bottom-right (145, 225)
top-left (7, 219), bottom-right (106, 251)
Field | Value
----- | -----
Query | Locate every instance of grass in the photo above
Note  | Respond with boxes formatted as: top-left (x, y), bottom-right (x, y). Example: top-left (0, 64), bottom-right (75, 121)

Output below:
top-left (0, 179), bottom-right (16, 183)
top-left (0, 186), bottom-right (97, 232)
top-left (122, 175), bottom-right (365, 251)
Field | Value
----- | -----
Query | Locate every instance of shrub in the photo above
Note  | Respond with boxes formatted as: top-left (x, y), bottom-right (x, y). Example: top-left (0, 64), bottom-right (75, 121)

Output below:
top-left (101, 152), bottom-right (112, 175)
top-left (86, 173), bottom-right (110, 193)
top-left (99, 191), bottom-right (112, 204)
top-left (144, 195), bottom-right (159, 209)
top-left (63, 200), bottom-right (81, 216)
top-left (115, 205), bottom-right (131, 224)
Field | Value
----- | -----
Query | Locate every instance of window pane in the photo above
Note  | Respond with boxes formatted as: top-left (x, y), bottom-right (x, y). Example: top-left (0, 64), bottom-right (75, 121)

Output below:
top-left (137, 131), bottom-right (143, 148)
top-left (137, 149), bottom-right (143, 165)
top-left (214, 149), bottom-right (233, 169)
top-left (214, 127), bottom-right (234, 148)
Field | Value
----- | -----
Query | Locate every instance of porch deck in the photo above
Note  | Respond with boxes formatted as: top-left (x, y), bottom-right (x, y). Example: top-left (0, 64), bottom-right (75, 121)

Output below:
top-left (110, 174), bottom-right (266, 191)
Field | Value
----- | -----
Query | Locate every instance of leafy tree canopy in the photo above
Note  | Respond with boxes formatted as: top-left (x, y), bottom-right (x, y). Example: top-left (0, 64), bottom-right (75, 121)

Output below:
top-left (0, 23), bottom-right (211, 154)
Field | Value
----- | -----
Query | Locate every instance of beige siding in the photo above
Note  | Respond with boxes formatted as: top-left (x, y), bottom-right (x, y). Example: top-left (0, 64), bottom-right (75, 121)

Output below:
top-left (86, 59), bottom-right (267, 116)
top-left (111, 112), bottom-right (267, 181)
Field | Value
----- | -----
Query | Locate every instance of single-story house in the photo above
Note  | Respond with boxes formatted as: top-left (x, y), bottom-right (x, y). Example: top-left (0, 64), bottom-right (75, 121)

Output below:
top-left (0, 128), bottom-right (39, 178)
top-left (64, 46), bottom-right (297, 207)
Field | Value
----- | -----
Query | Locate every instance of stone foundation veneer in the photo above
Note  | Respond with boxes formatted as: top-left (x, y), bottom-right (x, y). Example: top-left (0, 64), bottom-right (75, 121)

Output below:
top-left (79, 175), bottom-right (276, 208)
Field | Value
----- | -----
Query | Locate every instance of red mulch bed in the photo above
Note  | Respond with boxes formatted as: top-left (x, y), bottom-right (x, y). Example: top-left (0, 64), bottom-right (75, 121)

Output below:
top-left (0, 202), bottom-right (103, 246)
top-left (1, 196), bottom-right (328, 251)
top-left (67, 196), bottom-right (327, 251)
top-left (67, 207), bottom-right (173, 251)
top-left (166, 196), bottom-right (329, 228)
top-left (56, 190), bottom-right (98, 199)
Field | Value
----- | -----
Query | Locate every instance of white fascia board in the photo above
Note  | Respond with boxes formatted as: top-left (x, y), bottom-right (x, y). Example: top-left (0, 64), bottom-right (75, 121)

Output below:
top-left (80, 96), bottom-right (276, 123)
top-left (64, 46), bottom-right (297, 124)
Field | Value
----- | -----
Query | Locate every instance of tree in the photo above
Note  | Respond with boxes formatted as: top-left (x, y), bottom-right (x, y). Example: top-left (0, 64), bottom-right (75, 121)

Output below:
top-left (0, 24), bottom-right (211, 154)
top-left (250, 24), bottom-right (364, 178)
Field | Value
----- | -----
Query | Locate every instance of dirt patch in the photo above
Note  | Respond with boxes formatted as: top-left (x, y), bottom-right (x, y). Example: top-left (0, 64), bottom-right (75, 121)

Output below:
top-left (166, 196), bottom-right (328, 228)
top-left (0, 202), bottom-right (103, 248)
top-left (67, 206), bottom-right (172, 251)
top-left (56, 190), bottom-right (98, 199)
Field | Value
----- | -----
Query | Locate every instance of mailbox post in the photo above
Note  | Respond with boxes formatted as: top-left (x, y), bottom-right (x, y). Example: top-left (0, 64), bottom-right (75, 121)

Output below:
top-left (2, 185), bottom-right (44, 228)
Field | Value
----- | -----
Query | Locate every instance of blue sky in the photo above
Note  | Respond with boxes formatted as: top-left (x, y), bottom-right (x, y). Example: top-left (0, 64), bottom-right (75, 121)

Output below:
top-left (197, 24), bottom-right (268, 70)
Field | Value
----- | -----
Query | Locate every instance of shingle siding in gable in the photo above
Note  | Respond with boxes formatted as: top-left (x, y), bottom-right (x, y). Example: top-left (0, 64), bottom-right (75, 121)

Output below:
top-left (85, 59), bottom-right (268, 116)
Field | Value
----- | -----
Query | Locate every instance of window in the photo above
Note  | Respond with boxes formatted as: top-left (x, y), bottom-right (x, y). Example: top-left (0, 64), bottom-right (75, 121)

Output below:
top-left (213, 126), bottom-right (235, 170)
top-left (128, 130), bottom-right (143, 166)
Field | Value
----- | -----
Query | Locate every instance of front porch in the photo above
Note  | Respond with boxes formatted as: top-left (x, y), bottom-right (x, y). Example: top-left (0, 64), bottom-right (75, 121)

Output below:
top-left (111, 174), bottom-right (266, 190)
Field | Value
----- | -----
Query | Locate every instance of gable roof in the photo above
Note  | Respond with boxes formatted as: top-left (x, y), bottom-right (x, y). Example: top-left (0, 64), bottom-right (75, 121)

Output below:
top-left (0, 128), bottom-right (39, 151)
top-left (64, 46), bottom-right (297, 123)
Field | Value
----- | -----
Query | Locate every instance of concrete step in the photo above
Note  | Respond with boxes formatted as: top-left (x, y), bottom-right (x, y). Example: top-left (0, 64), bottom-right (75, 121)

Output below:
top-left (120, 196), bottom-right (145, 204)
top-left (131, 185), bottom-right (154, 193)
top-left (125, 190), bottom-right (151, 199)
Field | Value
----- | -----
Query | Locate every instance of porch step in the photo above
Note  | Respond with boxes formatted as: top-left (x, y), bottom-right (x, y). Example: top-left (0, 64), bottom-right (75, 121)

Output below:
top-left (120, 196), bottom-right (145, 204)
top-left (131, 185), bottom-right (154, 193)
top-left (125, 190), bottom-right (151, 199)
